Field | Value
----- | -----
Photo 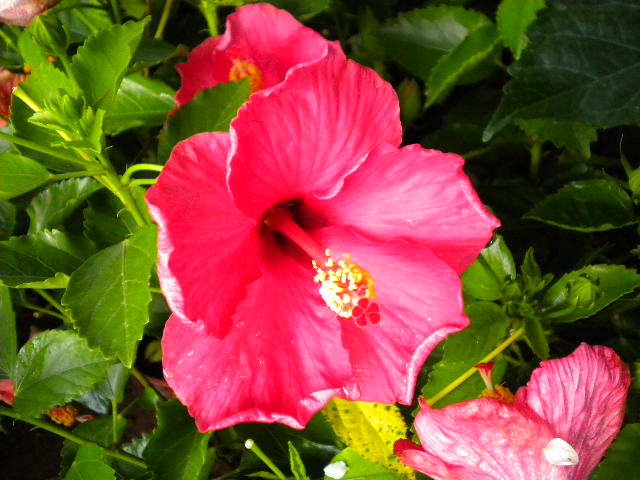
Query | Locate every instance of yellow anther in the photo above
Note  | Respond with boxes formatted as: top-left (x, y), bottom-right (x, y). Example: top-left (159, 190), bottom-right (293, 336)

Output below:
top-left (313, 249), bottom-right (377, 323)
top-left (229, 58), bottom-right (263, 93)
top-left (479, 384), bottom-right (515, 404)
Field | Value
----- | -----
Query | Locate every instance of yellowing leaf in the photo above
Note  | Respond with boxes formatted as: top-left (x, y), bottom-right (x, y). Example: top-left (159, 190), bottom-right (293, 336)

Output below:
top-left (322, 398), bottom-right (415, 479)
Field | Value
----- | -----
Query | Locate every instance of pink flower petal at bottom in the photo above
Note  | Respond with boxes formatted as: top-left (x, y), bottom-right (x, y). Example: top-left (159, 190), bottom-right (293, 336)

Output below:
top-left (161, 235), bottom-right (353, 431)
top-left (302, 143), bottom-right (500, 275)
top-left (397, 400), bottom-right (570, 480)
top-left (310, 226), bottom-right (467, 405)
top-left (516, 343), bottom-right (631, 479)
top-left (146, 132), bottom-right (261, 338)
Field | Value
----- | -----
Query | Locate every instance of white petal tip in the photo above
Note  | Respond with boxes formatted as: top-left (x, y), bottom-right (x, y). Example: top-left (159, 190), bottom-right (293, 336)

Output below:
top-left (324, 460), bottom-right (348, 479)
top-left (543, 438), bottom-right (579, 466)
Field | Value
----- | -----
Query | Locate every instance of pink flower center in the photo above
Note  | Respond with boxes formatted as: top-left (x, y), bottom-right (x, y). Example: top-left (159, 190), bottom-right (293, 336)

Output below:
top-left (229, 58), bottom-right (263, 93)
top-left (266, 207), bottom-right (379, 326)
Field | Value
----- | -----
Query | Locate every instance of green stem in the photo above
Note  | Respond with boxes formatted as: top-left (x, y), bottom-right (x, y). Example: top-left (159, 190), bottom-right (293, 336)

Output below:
top-left (111, 397), bottom-right (118, 445)
top-left (129, 179), bottom-right (157, 188)
top-left (131, 367), bottom-right (152, 390)
top-left (35, 289), bottom-right (69, 321)
top-left (21, 303), bottom-right (68, 322)
top-left (0, 406), bottom-right (147, 469)
top-left (199, 0), bottom-right (219, 35)
top-left (425, 327), bottom-right (524, 406)
top-left (150, 287), bottom-right (163, 294)
top-left (121, 163), bottom-right (163, 185)
top-left (0, 131), bottom-right (89, 166)
top-left (529, 139), bottom-right (543, 181)
top-left (0, 29), bottom-right (18, 52)
top-left (110, 0), bottom-right (122, 23)
top-left (244, 439), bottom-right (287, 480)
top-left (155, 0), bottom-right (178, 39)
top-left (50, 169), bottom-right (107, 181)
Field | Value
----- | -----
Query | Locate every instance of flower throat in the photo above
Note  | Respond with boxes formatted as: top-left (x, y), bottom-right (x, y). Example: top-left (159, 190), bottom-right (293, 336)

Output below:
top-left (265, 207), bottom-right (380, 326)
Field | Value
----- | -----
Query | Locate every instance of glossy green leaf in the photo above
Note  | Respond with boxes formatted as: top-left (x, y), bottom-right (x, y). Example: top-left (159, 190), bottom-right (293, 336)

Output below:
top-left (157, 79), bottom-right (250, 161)
top-left (289, 442), bottom-right (310, 480)
top-left (104, 74), bottom-right (176, 135)
top-left (267, 0), bottom-right (328, 19)
top-left (83, 192), bottom-right (138, 248)
top-left (377, 5), bottom-right (492, 81)
top-left (523, 316), bottom-right (548, 359)
top-left (524, 179), bottom-right (637, 231)
top-left (63, 444), bottom-right (117, 480)
top-left (485, 0), bottom-right (640, 140)
top-left (462, 235), bottom-right (515, 301)
top-left (543, 265), bottom-right (640, 323)
top-left (0, 201), bottom-right (16, 240)
top-left (422, 301), bottom-right (509, 407)
top-left (69, 19), bottom-right (148, 110)
top-left (54, 0), bottom-right (113, 42)
top-left (63, 225), bottom-right (157, 367)
top-left (425, 24), bottom-right (500, 107)
top-left (0, 230), bottom-right (95, 288)
top-left (0, 286), bottom-right (16, 378)
top-left (27, 177), bottom-right (102, 233)
top-left (144, 399), bottom-right (212, 480)
top-left (13, 329), bottom-right (109, 417)
top-left (324, 448), bottom-right (404, 480)
top-left (516, 118), bottom-right (597, 157)
top-left (129, 36), bottom-right (181, 72)
top-left (0, 152), bottom-right (52, 200)
top-left (496, 0), bottom-right (546, 60)
top-left (592, 424), bottom-right (640, 479)
top-left (77, 363), bottom-right (129, 414)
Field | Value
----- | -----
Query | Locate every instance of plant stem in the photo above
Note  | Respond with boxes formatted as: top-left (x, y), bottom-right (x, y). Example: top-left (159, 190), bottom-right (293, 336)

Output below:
top-left (131, 367), bottom-right (152, 390)
top-left (425, 327), bottom-right (524, 406)
top-left (121, 163), bottom-right (163, 185)
top-left (110, 0), bottom-right (122, 23)
top-left (244, 439), bottom-right (287, 480)
top-left (21, 303), bottom-right (68, 322)
top-left (50, 169), bottom-right (107, 181)
top-left (0, 131), bottom-right (89, 166)
top-left (111, 397), bottom-right (118, 445)
top-left (129, 179), bottom-right (157, 188)
top-left (199, 0), bottom-right (219, 35)
top-left (529, 139), bottom-right (543, 181)
top-left (155, 0), bottom-right (178, 39)
top-left (35, 289), bottom-right (69, 321)
top-left (0, 406), bottom-right (147, 469)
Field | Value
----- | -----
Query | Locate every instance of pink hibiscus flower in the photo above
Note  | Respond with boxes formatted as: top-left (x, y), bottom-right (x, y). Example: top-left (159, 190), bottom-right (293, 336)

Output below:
top-left (146, 47), bottom-right (499, 431)
top-left (0, 0), bottom-right (60, 26)
top-left (175, 3), bottom-right (338, 106)
top-left (0, 68), bottom-right (25, 127)
top-left (395, 343), bottom-right (630, 480)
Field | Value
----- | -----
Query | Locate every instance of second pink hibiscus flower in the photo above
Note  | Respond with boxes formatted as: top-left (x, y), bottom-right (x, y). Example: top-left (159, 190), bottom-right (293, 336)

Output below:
top-left (146, 47), bottom-right (499, 431)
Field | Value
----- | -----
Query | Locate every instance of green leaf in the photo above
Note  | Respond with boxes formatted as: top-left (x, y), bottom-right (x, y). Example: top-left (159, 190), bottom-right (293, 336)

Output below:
top-left (485, 0), bottom-right (640, 140)
top-left (515, 118), bottom-right (597, 157)
top-left (0, 201), bottom-right (16, 240)
top-left (69, 19), bottom-right (148, 110)
top-left (77, 363), bottom-right (129, 414)
top-left (129, 36), bottom-right (182, 72)
top-left (425, 24), bottom-right (500, 107)
top-left (543, 265), bottom-right (640, 323)
top-left (321, 399), bottom-right (415, 479)
top-left (266, 0), bottom-right (328, 19)
top-left (0, 152), bottom-right (52, 199)
top-left (13, 329), bottom-right (109, 417)
top-left (523, 316), bottom-right (549, 359)
top-left (27, 177), bottom-right (102, 233)
top-left (83, 192), bottom-right (138, 248)
top-left (524, 179), bottom-right (638, 232)
top-left (462, 234), bottom-right (515, 301)
top-left (592, 424), bottom-right (640, 479)
top-left (0, 286), bottom-right (16, 378)
top-left (324, 448), bottom-right (404, 480)
top-left (63, 225), bottom-right (157, 367)
top-left (104, 74), bottom-right (176, 135)
top-left (0, 230), bottom-right (95, 288)
top-left (377, 5), bottom-right (492, 81)
top-left (496, 0), bottom-right (546, 60)
top-left (289, 442), bottom-right (310, 480)
top-left (157, 80), bottom-right (250, 161)
top-left (422, 301), bottom-right (509, 407)
top-left (144, 399), bottom-right (212, 480)
top-left (63, 444), bottom-right (117, 480)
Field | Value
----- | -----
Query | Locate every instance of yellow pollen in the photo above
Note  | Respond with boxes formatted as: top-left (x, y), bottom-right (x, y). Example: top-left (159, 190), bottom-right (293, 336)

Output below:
top-left (229, 58), bottom-right (263, 93)
top-left (46, 404), bottom-right (79, 426)
top-left (480, 384), bottom-right (515, 403)
top-left (313, 249), bottom-right (379, 326)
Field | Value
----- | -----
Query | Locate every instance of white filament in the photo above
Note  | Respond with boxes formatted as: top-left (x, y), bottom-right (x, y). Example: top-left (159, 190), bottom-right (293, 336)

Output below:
top-left (543, 438), bottom-right (580, 466)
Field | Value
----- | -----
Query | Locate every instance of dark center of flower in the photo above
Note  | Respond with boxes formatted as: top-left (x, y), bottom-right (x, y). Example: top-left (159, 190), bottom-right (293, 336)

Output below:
top-left (265, 207), bottom-right (379, 326)
top-left (229, 58), bottom-right (263, 93)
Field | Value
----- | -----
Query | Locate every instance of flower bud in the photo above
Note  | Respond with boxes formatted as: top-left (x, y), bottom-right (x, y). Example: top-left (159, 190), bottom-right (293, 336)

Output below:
top-left (0, 0), bottom-right (61, 27)
top-left (567, 276), bottom-right (599, 309)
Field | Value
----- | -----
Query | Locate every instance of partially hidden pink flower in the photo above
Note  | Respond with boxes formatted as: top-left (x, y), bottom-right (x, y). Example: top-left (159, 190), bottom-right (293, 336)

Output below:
top-left (175, 3), bottom-right (338, 106)
top-left (146, 47), bottom-right (499, 431)
top-left (0, 379), bottom-right (14, 405)
top-left (0, 68), bottom-right (25, 127)
top-left (394, 343), bottom-right (630, 480)
top-left (0, 0), bottom-right (60, 26)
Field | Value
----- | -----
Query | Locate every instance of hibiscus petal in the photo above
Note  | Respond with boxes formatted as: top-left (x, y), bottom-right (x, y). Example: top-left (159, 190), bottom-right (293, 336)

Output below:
top-left (228, 48), bottom-right (402, 219)
top-left (146, 132), bottom-right (261, 338)
top-left (161, 235), bottom-right (352, 431)
top-left (310, 227), bottom-right (467, 405)
top-left (516, 343), bottom-right (630, 480)
top-left (407, 400), bottom-right (570, 480)
top-left (302, 143), bottom-right (500, 274)
top-left (175, 3), bottom-right (335, 105)
top-left (393, 439), bottom-right (455, 480)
